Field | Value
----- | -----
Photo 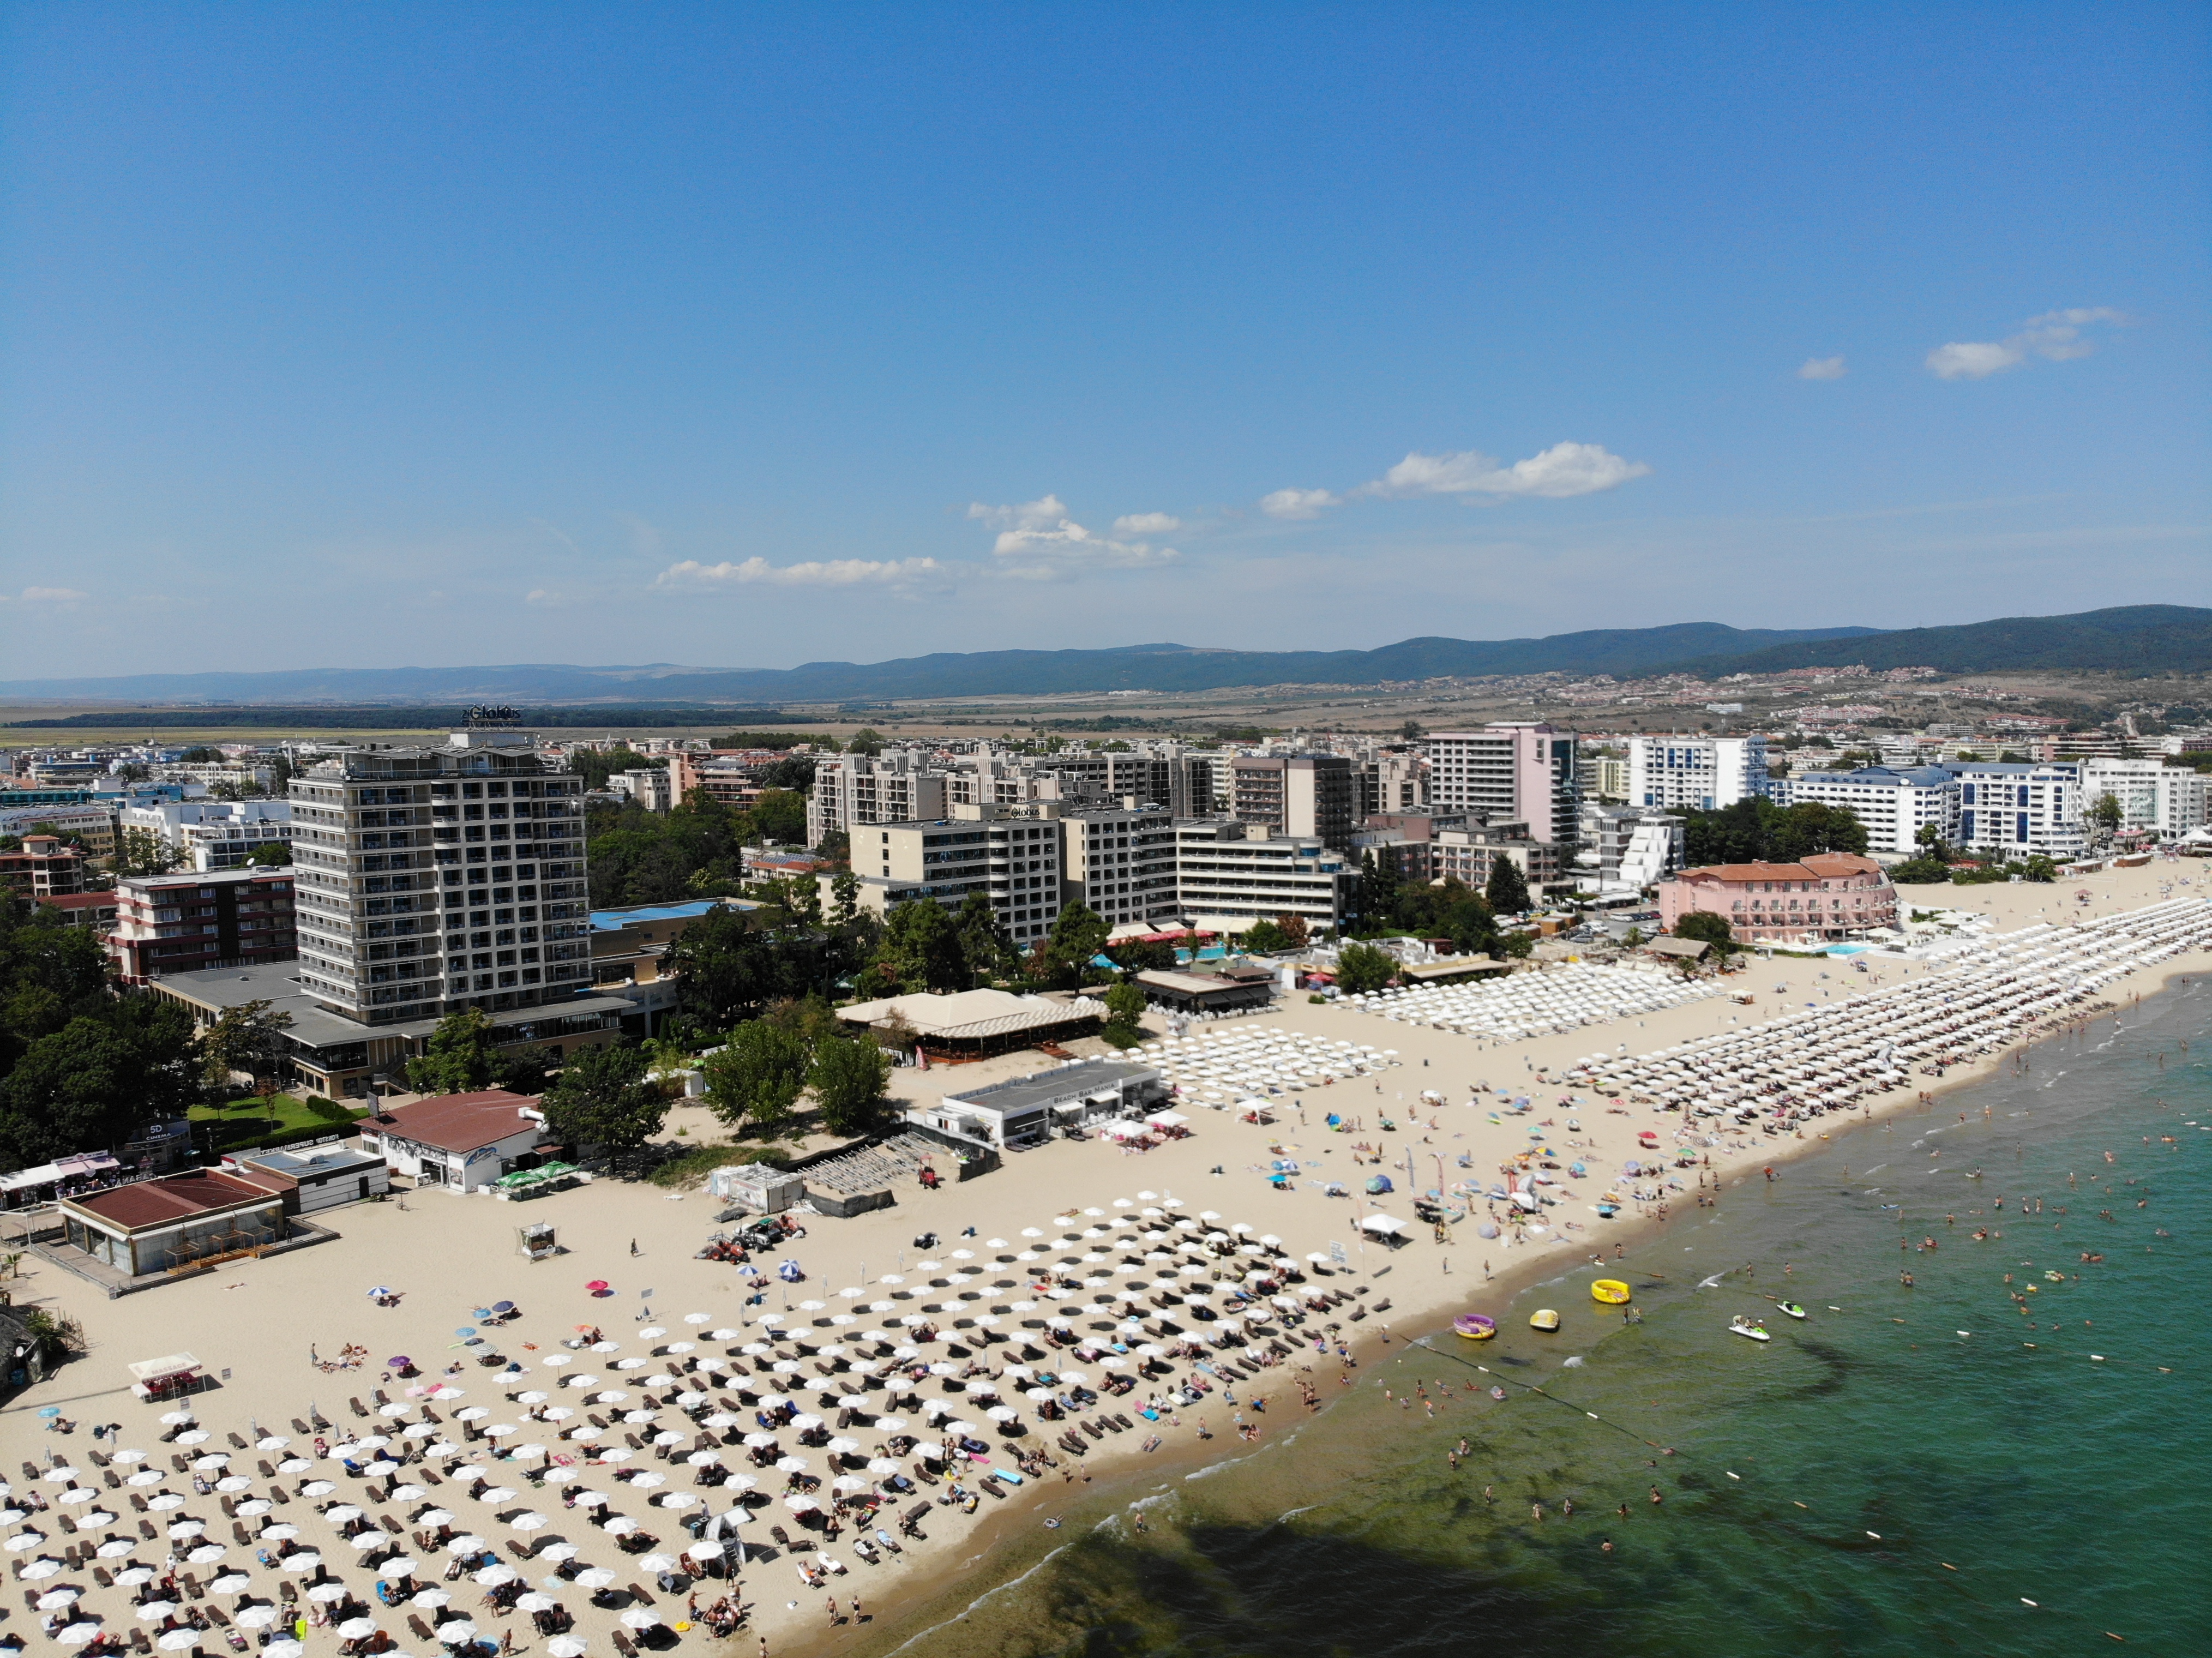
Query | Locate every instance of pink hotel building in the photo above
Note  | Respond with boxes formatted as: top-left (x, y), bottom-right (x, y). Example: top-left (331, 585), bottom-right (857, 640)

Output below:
top-left (1657, 851), bottom-right (1897, 944)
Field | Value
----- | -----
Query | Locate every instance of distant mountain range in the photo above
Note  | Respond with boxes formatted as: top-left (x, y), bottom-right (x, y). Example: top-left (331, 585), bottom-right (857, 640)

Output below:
top-left (2, 607), bottom-right (2203, 716)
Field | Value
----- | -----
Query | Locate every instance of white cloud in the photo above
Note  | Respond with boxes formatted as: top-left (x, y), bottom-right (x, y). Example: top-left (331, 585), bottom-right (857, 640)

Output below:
top-left (1798, 355), bottom-right (1848, 380)
top-left (1, 586), bottom-right (89, 604)
top-left (1113, 512), bottom-right (1182, 536)
top-left (1259, 488), bottom-right (1341, 520)
top-left (1926, 339), bottom-right (2029, 380)
top-left (965, 495), bottom-right (1070, 533)
top-left (654, 556), bottom-right (948, 588)
top-left (1926, 307), bottom-right (2130, 380)
top-left (524, 588), bottom-right (566, 606)
top-left (1366, 441), bottom-right (1651, 502)
top-left (966, 495), bottom-right (1179, 568)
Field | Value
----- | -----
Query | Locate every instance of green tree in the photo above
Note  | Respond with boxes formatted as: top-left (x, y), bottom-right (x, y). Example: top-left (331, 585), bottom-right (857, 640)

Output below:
top-left (493, 1043), bottom-right (561, 1096)
top-left (1107, 937), bottom-right (1177, 973)
top-left (0, 998), bottom-right (205, 1168)
top-left (870, 900), bottom-right (968, 995)
top-left (0, 896), bottom-right (113, 1080)
top-left (1484, 855), bottom-right (1532, 916)
top-left (405, 1008), bottom-right (498, 1095)
top-left (116, 827), bottom-right (179, 878)
top-left (665, 906), bottom-right (781, 1026)
top-left (1681, 798), bottom-right (1867, 866)
top-left (244, 841), bottom-right (292, 868)
top-left (1102, 978), bottom-right (1147, 1048)
top-left (749, 789), bottom-right (808, 846)
top-left (807, 1033), bottom-right (892, 1136)
top-left (1673, 910), bottom-right (1736, 955)
top-left (1913, 822), bottom-right (1951, 863)
top-left (1889, 856), bottom-right (1953, 885)
top-left (952, 891), bottom-right (1013, 987)
top-left (200, 999), bottom-right (294, 1095)
top-left (1032, 903), bottom-right (1110, 989)
top-left (701, 1019), bottom-right (812, 1136)
top-left (542, 1044), bottom-right (666, 1156)
top-left (2088, 792), bottom-right (2124, 841)
top-left (1334, 941), bottom-right (1396, 995)
top-left (1236, 918), bottom-right (1294, 953)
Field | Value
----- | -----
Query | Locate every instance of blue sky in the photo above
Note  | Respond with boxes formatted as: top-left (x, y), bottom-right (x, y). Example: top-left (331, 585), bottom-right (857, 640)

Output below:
top-left (2, 3), bottom-right (2207, 678)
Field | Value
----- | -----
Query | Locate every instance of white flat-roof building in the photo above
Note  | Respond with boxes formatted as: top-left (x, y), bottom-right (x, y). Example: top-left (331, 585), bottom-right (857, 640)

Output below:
top-left (1171, 820), bottom-right (1351, 934)
top-left (119, 798), bottom-right (293, 871)
top-left (1775, 765), bottom-right (1959, 857)
top-left (1954, 762), bottom-right (2085, 861)
top-left (2079, 758), bottom-right (2211, 839)
top-left (917, 1058), bottom-right (1164, 1149)
top-left (1627, 735), bottom-right (1769, 813)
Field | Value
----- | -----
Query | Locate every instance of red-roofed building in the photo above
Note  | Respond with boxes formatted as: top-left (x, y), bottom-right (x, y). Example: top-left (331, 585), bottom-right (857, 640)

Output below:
top-left (355, 1089), bottom-right (553, 1193)
top-left (1657, 851), bottom-right (1895, 944)
top-left (37, 888), bottom-right (119, 931)
top-left (57, 1168), bottom-right (288, 1277)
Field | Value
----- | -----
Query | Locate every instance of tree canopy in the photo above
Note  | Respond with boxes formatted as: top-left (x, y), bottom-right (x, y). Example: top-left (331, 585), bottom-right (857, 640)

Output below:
top-left (1027, 903), bottom-right (1110, 990)
top-left (0, 894), bottom-right (204, 1170)
top-left (1680, 798), bottom-right (1870, 867)
top-left (1334, 941), bottom-right (1397, 995)
top-left (1672, 910), bottom-right (1736, 954)
top-left (542, 1044), bottom-right (666, 1155)
top-left (807, 1034), bottom-right (892, 1136)
top-left (0, 998), bottom-right (204, 1169)
top-left (1484, 855), bottom-right (1532, 916)
top-left (700, 1018), bottom-right (812, 1135)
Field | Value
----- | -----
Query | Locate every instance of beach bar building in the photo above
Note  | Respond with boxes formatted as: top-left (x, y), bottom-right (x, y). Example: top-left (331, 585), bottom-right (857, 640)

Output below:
top-left (356, 1088), bottom-right (552, 1193)
top-left (837, 988), bottom-right (1108, 1061)
top-left (916, 1059), bottom-right (1165, 1150)
top-left (56, 1169), bottom-right (287, 1276)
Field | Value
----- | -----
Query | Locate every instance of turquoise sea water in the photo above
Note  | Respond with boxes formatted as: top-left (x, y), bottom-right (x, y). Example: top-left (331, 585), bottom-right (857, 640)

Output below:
top-left (862, 980), bottom-right (2209, 1658)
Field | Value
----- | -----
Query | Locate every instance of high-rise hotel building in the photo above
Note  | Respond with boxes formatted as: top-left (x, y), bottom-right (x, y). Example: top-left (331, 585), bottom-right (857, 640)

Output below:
top-left (288, 732), bottom-right (591, 1025)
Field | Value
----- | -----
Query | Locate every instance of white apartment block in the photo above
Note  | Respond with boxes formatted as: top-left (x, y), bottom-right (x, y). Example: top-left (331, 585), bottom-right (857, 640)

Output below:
top-left (1062, 806), bottom-right (1178, 927)
top-left (832, 816), bottom-right (1065, 945)
top-left (1627, 735), bottom-right (1768, 813)
top-left (609, 767), bottom-right (675, 812)
top-left (1171, 820), bottom-right (1351, 934)
top-left (2079, 758), bottom-right (2211, 839)
top-left (1775, 765), bottom-right (1958, 858)
top-left (807, 750), bottom-right (951, 847)
top-left (118, 798), bottom-right (293, 871)
top-left (1953, 762), bottom-right (2085, 861)
top-left (288, 732), bottom-right (591, 1025)
top-left (1424, 724), bottom-right (1579, 842)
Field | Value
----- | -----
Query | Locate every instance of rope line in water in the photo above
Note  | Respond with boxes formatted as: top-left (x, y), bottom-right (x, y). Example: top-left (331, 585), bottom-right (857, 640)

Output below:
top-left (1404, 1333), bottom-right (2136, 1642)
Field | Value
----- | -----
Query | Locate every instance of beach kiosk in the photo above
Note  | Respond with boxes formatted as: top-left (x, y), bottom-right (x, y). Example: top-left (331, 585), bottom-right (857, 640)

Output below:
top-left (127, 1352), bottom-right (203, 1402)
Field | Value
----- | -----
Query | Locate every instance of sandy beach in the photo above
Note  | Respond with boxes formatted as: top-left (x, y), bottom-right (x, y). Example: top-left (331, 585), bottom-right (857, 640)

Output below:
top-left (6, 857), bottom-right (2210, 1658)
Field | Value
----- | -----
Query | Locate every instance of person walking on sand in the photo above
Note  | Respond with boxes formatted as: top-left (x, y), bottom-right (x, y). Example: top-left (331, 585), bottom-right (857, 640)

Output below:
top-left (630, 1239), bottom-right (640, 1257)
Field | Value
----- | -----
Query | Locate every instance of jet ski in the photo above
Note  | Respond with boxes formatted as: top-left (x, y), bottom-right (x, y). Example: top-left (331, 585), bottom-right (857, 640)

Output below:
top-left (1777, 1300), bottom-right (1807, 1320)
top-left (1729, 1316), bottom-right (1771, 1342)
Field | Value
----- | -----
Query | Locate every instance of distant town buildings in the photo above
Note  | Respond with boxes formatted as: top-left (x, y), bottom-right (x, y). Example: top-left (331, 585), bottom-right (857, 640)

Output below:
top-left (0, 833), bottom-right (86, 898)
top-left (118, 797), bottom-right (293, 870)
